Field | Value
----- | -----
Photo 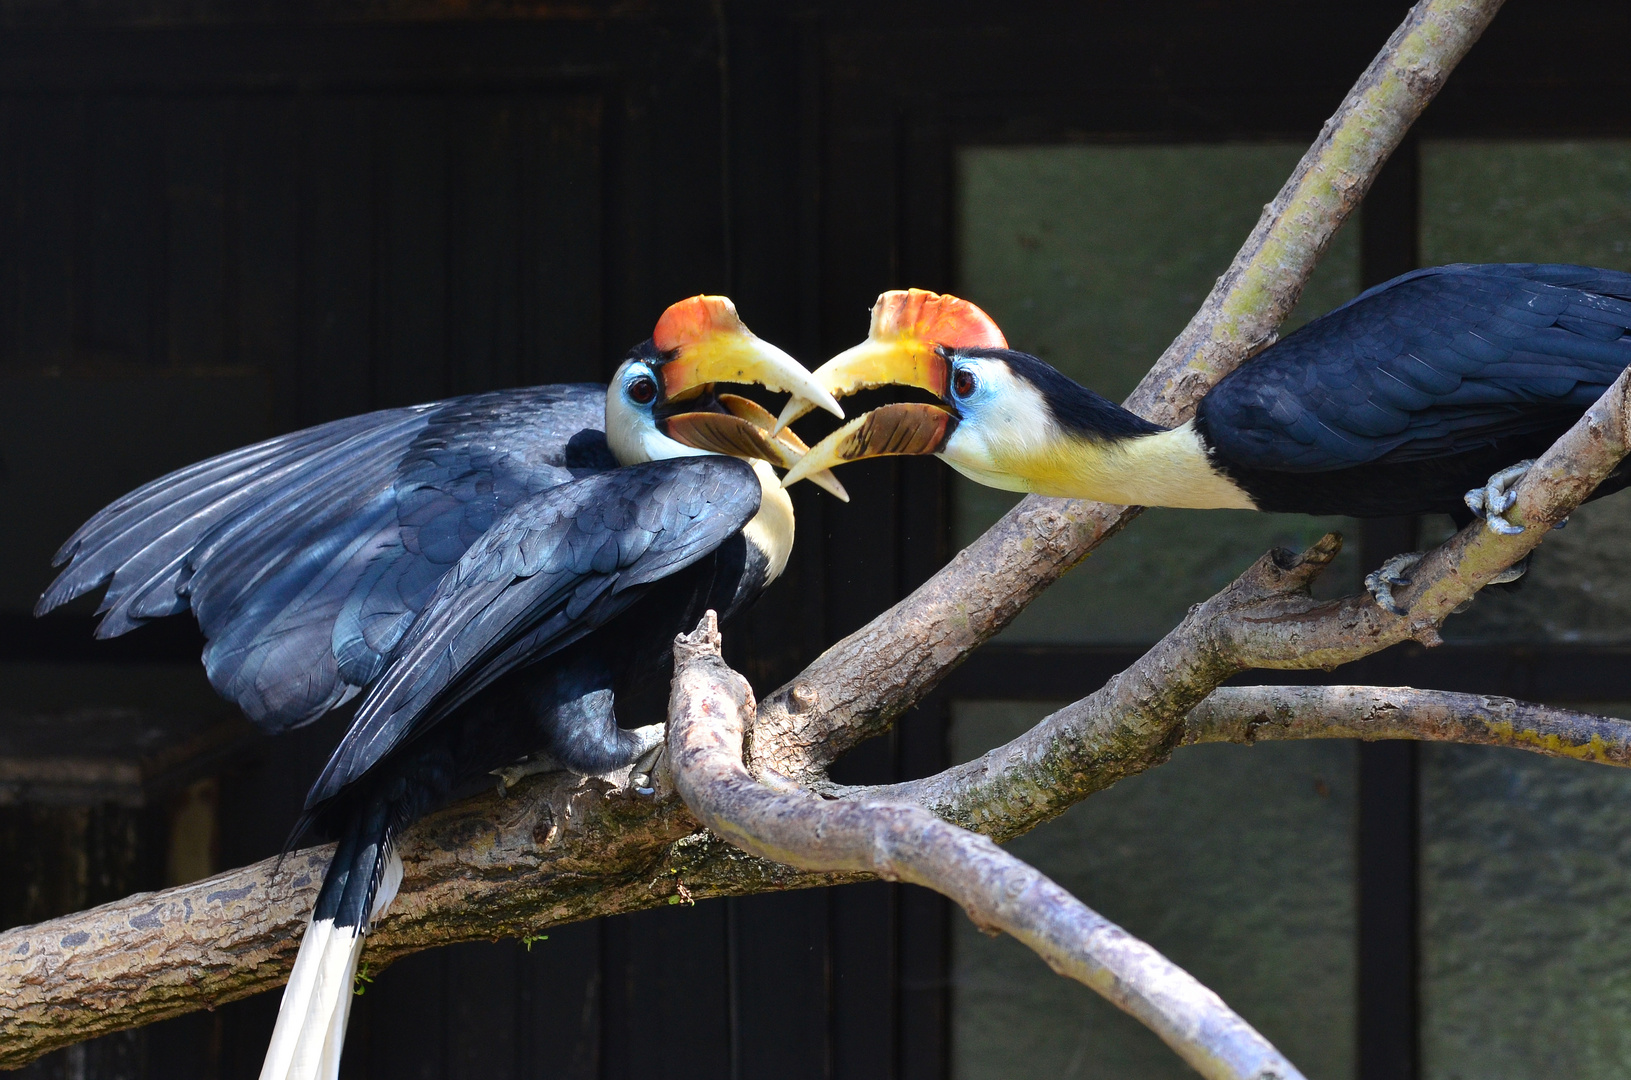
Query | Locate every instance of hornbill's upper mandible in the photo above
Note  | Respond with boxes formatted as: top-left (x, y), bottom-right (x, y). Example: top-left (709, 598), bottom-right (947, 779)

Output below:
top-left (36, 295), bottom-right (845, 1080)
top-left (779, 266), bottom-right (1631, 611)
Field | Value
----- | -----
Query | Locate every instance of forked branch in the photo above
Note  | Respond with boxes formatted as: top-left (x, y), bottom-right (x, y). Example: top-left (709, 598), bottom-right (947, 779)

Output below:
top-left (668, 615), bottom-right (1305, 1080)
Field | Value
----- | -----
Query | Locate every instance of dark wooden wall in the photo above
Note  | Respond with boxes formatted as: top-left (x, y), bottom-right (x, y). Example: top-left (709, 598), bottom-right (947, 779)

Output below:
top-left (4, 2), bottom-right (1631, 1078)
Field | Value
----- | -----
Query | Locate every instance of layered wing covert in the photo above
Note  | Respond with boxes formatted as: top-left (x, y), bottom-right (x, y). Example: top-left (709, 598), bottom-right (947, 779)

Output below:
top-left (1197, 264), bottom-right (1631, 472)
top-left (305, 456), bottom-right (761, 806)
top-left (38, 384), bottom-right (610, 732)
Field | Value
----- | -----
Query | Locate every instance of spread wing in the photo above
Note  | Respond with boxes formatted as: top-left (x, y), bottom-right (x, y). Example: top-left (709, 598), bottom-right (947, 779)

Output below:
top-left (304, 456), bottom-right (761, 806)
top-left (37, 384), bottom-right (614, 732)
top-left (1197, 264), bottom-right (1631, 472)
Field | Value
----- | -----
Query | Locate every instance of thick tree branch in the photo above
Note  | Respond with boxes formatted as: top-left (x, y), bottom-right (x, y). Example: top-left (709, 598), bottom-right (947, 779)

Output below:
top-left (668, 615), bottom-right (1304, 1080)
top-left (748, 0), bottom-right (1508, 783)
top-left (0, 764), bottom-right (843, 1067)
top-left (1185, 685), bottom-right (1631, 765)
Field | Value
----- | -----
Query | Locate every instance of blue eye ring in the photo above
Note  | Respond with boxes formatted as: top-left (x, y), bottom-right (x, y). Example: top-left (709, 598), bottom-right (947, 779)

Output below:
top-left (951, 363), bottom-right (978, 400)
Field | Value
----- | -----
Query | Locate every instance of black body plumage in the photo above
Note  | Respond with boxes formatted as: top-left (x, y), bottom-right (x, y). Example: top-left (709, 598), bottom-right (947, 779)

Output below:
top-left (1194, 263), bottom-right (1631, 516)
top-left (38, 382), bottom-right (772, 945)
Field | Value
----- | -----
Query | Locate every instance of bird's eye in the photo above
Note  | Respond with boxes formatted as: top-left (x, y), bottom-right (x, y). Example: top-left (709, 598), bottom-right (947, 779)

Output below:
top-left (627, 375), bottom-right (658, 405)
top-left (952, 366), bottom-right (978, 399)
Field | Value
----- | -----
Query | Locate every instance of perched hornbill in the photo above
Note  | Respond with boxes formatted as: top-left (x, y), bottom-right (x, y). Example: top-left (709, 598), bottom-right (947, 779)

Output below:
top-left (779, 266), bottom-right (1631, 612)
top-left (36, 296), bottom-right (845, 1080)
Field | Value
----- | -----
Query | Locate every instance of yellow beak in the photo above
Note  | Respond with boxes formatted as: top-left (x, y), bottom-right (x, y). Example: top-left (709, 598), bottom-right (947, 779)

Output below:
top-left (656, 302), bottom-right (844, 420)
top-left (772, 337), bottom-right (948, 433)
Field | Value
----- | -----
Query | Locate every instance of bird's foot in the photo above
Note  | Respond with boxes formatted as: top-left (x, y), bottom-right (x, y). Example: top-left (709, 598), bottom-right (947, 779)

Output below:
top-left (1364, 551), bottom-right (1426, 616)
top-left (491, 755), bottom-right (563, 795)
top-left (626, 726), bottom-right (666, 797)
top-left (1487, 553), bottom-right (1530, 586)
top-left (1464, 460), bottom-right (1535, 535)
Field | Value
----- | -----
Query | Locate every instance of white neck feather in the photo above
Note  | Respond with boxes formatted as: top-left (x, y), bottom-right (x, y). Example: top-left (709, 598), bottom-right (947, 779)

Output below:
top-left (742, 459), bottom-right (795, 583)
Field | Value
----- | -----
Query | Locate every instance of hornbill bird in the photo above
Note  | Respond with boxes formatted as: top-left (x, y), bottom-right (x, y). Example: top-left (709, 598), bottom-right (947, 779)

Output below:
top-left (778, 265), bottom-right (1631, 613)
top-left (36, 296), bottom-right (846, 1080)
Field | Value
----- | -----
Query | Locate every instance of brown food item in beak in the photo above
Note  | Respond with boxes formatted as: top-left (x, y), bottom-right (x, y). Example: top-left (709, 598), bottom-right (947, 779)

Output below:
top-left (661, 407), bottom-right (850, 502)
top-left (773, 289), bottom-right (1004, 432)
top-left (779, 403), bottom-right (958, 489)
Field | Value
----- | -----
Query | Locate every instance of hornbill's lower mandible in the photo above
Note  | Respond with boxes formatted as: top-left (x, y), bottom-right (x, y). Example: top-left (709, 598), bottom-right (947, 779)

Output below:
top-left (36, 295), bottom-right (846, 1080)
top-left (779, 266), bottom-right (1631, 613)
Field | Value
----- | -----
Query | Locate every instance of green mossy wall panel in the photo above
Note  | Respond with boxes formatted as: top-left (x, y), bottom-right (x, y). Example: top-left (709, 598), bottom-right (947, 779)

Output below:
top-left (956, 145), bottom-right (1361, 644)
top-left (1421, 743), bottom-right (1631, 1080)
top-left (950, 702), bottom-right (1357, 1080)
top-left (1421, 140), bottom-right (1631, 644)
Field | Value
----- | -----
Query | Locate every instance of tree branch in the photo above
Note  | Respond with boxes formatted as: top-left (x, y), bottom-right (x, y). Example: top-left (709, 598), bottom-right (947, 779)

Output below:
top-left (0, 0), bottom-right (1509, 1065)
top-left (748, 0), bottom-right (1509, 784)
top-left (0, 763), bottom-right (841, 1067)
top-left (668, 614), bottom-right (1305, 1080)
top-left (1184, 685), bottom-right (1631, 765)
top-left (848, 363), bottom-right (1631, 841)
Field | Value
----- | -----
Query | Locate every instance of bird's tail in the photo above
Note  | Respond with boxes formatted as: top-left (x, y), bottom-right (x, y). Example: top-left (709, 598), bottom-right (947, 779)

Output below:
top-left (259, 809), bottom-right (403, 1080)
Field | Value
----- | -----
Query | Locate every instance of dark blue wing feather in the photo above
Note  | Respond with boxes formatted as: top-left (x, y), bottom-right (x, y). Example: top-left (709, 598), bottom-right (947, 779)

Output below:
top-left (1198, 264), bottom-right (1631, 472)
top-left (306, 456), bottom-right (761, 806)
top-left (38, 384), bottom-right (608, 733)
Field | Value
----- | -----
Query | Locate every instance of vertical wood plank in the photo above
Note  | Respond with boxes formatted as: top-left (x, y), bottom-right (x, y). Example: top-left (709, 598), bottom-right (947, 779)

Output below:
top-left (446, 943), bottom-right (522, 1080)
top-left (3, 97), bottom-right (80, 370)
top-left (447, 96), bottom-right (521, 394)
top-left (300, 95), bottom-right (375, 423)
top-left (373, 95), bottom-right (449, 407)
top-left (0, 98), bottom-right (16, 367)
top-left (601, 903), bottom-right (732, 1080)
top-left (1357, 136), bottom-right (1422, 1080)
top-left (522, 96), bottom-right (603, 384)
top-left (236, 95), bottom-right (302, 430)
top-left (359, 947), bottom-right (450, 1080)
top-left (518, 920), bottom-right (603, 1080)
top-left (729, 892), bottom-right (830, 1080)
top-left (830, 882), bottom-right (896, 1080)
top-left (165, 97), bottom-right (232, 370)
top-left (79, 96), bottom-right (166, 368)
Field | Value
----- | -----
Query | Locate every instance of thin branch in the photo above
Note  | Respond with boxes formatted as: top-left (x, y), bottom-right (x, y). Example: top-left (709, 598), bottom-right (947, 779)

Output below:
top-left (668, 614), bottom-right (1305, 1080)
top-left (850, 539), bottom-right (1347, 839)
top-left (852, 366), bottom-right (1631, 840)
top-left (749, 0), bottom-right (1509, 784)
top-left (1185, 685), bottom-right (1631, 765)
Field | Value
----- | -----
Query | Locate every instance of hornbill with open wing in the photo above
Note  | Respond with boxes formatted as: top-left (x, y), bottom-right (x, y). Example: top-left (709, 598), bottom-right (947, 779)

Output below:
top-left (36, 296), bottom-right (846, 1080)
top-left (779, 266), bottom-right (1631, 611)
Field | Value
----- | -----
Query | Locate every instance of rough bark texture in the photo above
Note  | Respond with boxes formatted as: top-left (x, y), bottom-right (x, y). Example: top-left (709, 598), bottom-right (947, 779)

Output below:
top-left (0, 764), bottom-right (843, 1067)
top-left (1185, 685), bottom-right (1631, 764)
top-left (669, 615), bottom-right (1304, 1080)
top-left (747, 0), bottom-right (1510, 784)
top-left (0, 0), bottom-right (1514, 1067)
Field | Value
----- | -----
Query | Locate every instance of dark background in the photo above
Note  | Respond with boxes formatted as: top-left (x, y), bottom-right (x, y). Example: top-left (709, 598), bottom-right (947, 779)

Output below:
top-left (3, 2), bottom-right (1630, 1078)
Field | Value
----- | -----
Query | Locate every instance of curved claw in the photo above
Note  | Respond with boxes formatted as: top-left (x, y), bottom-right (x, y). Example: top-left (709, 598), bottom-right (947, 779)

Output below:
top-left (1463, 459), bottom-right (1535, 536)
top-left (1363, 551), bottom-right (1426, 617)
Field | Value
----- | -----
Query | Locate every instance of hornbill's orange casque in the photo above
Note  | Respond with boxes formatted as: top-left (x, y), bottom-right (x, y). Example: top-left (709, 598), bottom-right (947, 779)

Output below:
top-left (778, 266), bottom-right (1631, 613)
top-left (36, 296), bottom-right (845, 1080)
